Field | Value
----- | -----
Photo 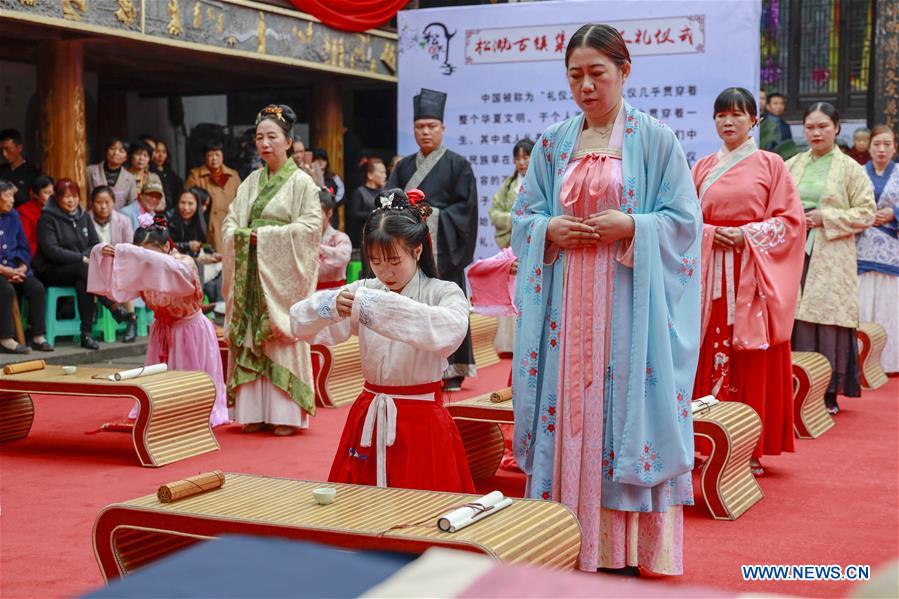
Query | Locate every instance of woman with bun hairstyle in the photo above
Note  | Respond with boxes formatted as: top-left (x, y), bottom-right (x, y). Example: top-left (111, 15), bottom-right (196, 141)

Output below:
top-left (222, 104), bottom-right (322, 437)
top-left (290, 188), bottom-right (474, 493)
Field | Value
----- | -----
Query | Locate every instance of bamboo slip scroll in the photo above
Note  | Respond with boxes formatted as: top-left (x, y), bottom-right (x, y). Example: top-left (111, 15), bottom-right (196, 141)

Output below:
top-left (489, 387), bottom-right (512, 403)
top-left (157, 471), bottom-right (225, 503)
top-left (2, 360), bottom-right (46, 375)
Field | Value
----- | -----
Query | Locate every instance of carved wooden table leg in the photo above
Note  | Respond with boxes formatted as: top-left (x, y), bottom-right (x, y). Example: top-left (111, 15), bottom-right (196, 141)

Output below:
top-left (693, 402), bottom-right (763, 520)
top-left (0, 391), bottom-right (35, 442)
top-left (455, 420), bottom-right (505, 480)
top-left (132, 372), bottom-right (220, 467)
top-left (857, 322), bottom-right (888, 390)
top-left (791, 351), bottom-right (834, 439)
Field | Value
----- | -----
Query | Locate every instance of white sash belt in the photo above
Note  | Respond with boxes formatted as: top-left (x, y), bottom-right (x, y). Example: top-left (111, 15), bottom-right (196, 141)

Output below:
top-left (359, 386), bottom-right (437, 488)
top-left (712, 247), bottom-right (737, 326)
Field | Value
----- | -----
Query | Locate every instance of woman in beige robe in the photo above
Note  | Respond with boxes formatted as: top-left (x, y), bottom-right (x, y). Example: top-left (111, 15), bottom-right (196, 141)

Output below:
top-left (223, 104), bottom-right (322, 436)
top-left (786, 102), bottom-right (875, 414)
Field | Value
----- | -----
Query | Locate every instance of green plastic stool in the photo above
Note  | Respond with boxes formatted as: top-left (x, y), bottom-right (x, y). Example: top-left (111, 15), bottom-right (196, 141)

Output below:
top-left (93, 304), bottom-right (126, 343)
top-left (135, 305), bottom-right (154, 337)
top-left (44, 287), bottom-right (81, 345)
top-left (346, 260), bottom-right (362, 284)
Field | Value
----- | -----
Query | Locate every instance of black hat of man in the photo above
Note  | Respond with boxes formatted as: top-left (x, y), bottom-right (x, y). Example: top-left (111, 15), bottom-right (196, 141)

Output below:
top-left (413, 89), bottom-right (447, 122)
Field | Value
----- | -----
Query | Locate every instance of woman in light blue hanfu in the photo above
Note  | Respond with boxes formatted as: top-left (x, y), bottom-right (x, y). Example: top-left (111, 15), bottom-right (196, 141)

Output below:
top-left (511, 24), bottom-right (702, 575)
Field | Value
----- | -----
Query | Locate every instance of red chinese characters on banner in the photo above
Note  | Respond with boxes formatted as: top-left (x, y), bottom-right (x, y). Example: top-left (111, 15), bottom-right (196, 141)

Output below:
top-left (472, 31), bottom-right (567, 56)
top-left (466, 17), bottom-right (704, 65)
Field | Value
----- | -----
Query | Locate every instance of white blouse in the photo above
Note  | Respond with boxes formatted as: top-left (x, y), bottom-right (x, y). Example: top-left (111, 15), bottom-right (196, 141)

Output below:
top-left (289, 272), bottom-right (469, 387)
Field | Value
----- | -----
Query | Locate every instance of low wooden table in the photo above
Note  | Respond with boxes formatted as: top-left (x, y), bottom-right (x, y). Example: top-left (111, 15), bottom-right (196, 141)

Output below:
top-left (0, 365), bottom-right (219, 467)
top-left (92, 473), bottom-right (582, 581)
top-left (446, 392), bottom-right (510, 480)
top-left (791, 351), bottom-right (834, 439)
top-left (447, 392), bottom-right (763, 520)
top-left (857, 322), bottom-right (888, 390)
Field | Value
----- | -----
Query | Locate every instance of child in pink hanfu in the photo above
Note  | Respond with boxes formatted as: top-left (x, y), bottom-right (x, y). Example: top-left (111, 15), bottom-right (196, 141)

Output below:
top-left (88, 212), bottom-right (229, 426)
top-left (317, 190), bottom-right (352, 290)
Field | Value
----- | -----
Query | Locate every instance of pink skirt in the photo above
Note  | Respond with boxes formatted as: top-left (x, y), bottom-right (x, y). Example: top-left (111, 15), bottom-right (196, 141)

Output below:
top-left (129, 311), bottom-right (230, 427)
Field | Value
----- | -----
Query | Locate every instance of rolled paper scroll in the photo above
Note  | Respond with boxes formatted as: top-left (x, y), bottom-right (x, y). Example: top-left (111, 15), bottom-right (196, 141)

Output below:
top-left (2, 360), bottom-right (46, 375)
top-left (157, 471), bottom-right (225, 503)
top-left (437, 491), bottom-right (512, 533)
top-left (102, 363), bottom-right (168, 381)
top-left (489, 387), bottom-right (513, 403)
top-left (692, 395), bottom-right (720, 414)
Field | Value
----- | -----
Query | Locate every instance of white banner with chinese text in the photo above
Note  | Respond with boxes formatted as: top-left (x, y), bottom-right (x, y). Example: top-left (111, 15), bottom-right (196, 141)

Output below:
top-left (397, 0), bottom-right (761, 260)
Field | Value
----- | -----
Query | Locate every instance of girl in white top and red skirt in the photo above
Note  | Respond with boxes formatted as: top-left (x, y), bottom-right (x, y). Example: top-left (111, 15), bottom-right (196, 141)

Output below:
top-left (290, 188), bottom-right (475, 493)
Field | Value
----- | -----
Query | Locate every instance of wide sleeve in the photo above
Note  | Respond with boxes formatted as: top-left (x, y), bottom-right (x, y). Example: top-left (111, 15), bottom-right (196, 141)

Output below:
top-left (734, 157), bottom-right (805, 348)
top-left (436, 158), bottom-right (479, 278)
top-left (289, 281), bottom-right (361, 345)
top-left (350, 284), bottom-right (469, 356)
top-left (36, 216), bottom-right (83, 265)
top-left (320, 232), bottom-right (352, 274)
top-left (88, 243), bottom-right (196, 303)
top-left (821, 159), bottom-right (876, 239)
top-left (255, 174), bottom-right (323, 339)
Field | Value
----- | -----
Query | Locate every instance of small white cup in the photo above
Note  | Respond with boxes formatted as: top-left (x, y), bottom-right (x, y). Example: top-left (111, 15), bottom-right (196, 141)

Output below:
top-left (312, 487), bottom-right (336, 505)
top-left (62, 366), bottom-right (77, 375)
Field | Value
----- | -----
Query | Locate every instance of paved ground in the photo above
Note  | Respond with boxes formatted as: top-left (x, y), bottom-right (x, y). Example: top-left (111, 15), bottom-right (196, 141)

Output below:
top-left (0, 338), bottom-right (149, 368)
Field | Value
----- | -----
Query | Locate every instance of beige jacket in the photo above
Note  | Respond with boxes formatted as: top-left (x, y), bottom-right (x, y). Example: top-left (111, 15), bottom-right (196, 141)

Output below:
top-left (786, 148), bottom-right (876, 328)
top-left (185, 164), bottom-right (241, 251)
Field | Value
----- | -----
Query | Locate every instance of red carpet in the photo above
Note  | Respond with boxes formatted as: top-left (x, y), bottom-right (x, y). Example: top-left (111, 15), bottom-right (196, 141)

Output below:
top-left (0, 362), bottom-right (896, 597)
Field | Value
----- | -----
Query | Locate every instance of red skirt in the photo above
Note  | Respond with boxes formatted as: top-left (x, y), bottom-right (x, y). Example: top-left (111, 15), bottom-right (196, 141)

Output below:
top-left (328, 381), bottom-right (475, 493)
top-left (693, 253), bottom-right (795, 459)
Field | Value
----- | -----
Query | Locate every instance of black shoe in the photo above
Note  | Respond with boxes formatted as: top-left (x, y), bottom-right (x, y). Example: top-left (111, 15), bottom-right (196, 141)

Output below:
top-left (598, 566), bottom-right (641, 577)
top-left (30, 340), bottom-right (54, 352)
top-left (123, 320), bottom-right (137, 343)
top-left (111, 308), bottom-right (136, 324)
top-left (443, 377), bottom-right (464, 392)
top-left (0, 342), bottom-right (31, 354)
top-left (80, 334), bottom-right (100, 350)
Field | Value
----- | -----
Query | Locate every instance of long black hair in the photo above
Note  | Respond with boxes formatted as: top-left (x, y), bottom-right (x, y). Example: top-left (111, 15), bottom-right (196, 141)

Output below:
top-left (133, 213), bottom-right (172, 248)
top-left (167, 187), bottom-right (208, 245)
top-left (362, 188), bottom-right (437, 279)
top-left (510, 137), bottom-right (534, 178)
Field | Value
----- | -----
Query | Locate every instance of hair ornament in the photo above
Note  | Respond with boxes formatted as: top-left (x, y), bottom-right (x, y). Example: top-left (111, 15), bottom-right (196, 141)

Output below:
top-left (255, 104), bottom-right (288, 126)
top-left (137, 213), bottom-right (155, 228)
top-left (407, 189), bottom-right (425, 206)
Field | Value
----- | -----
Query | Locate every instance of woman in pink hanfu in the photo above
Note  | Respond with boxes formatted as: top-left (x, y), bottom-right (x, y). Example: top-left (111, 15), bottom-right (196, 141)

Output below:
top-left (88, 213), bottom-right (230, 427)
top-left (692, 88), bottom-right (805, 475)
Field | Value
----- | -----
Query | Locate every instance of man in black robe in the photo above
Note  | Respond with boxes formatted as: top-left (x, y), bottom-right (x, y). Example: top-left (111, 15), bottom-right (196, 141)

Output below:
top-left (388, 88), bottom-right (478, 391)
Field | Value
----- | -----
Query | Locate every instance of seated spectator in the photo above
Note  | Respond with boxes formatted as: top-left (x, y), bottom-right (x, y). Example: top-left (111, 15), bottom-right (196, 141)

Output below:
top-left (149, 139), bottom-right (183, 211)
top-left (88, 137), bottom-right (138, 209)
top-left (126, 140), bottom-right (154, 193)
top-left (0, 180), bottom-right (50, 353)
top-left (121, 174), bottom-right (166, 231)
top-left (846, 128), bottom-right (871, 165)
top-left (167, 187), bottom-right (209, 257)
top-left (18, 175), bottom-right (54, 257)
top-left (0, 129), bottom-right (41, 208)
top-left (89, 186), bottom-right (137, 342)
top-left (185, 140), bottom-right (240, 252)
top-left (34, 178), bottom-right (132, 350)
top-left (317, 190), bottom-right (351, 290)
top-left (90, 186), bottom-right (133, 247)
